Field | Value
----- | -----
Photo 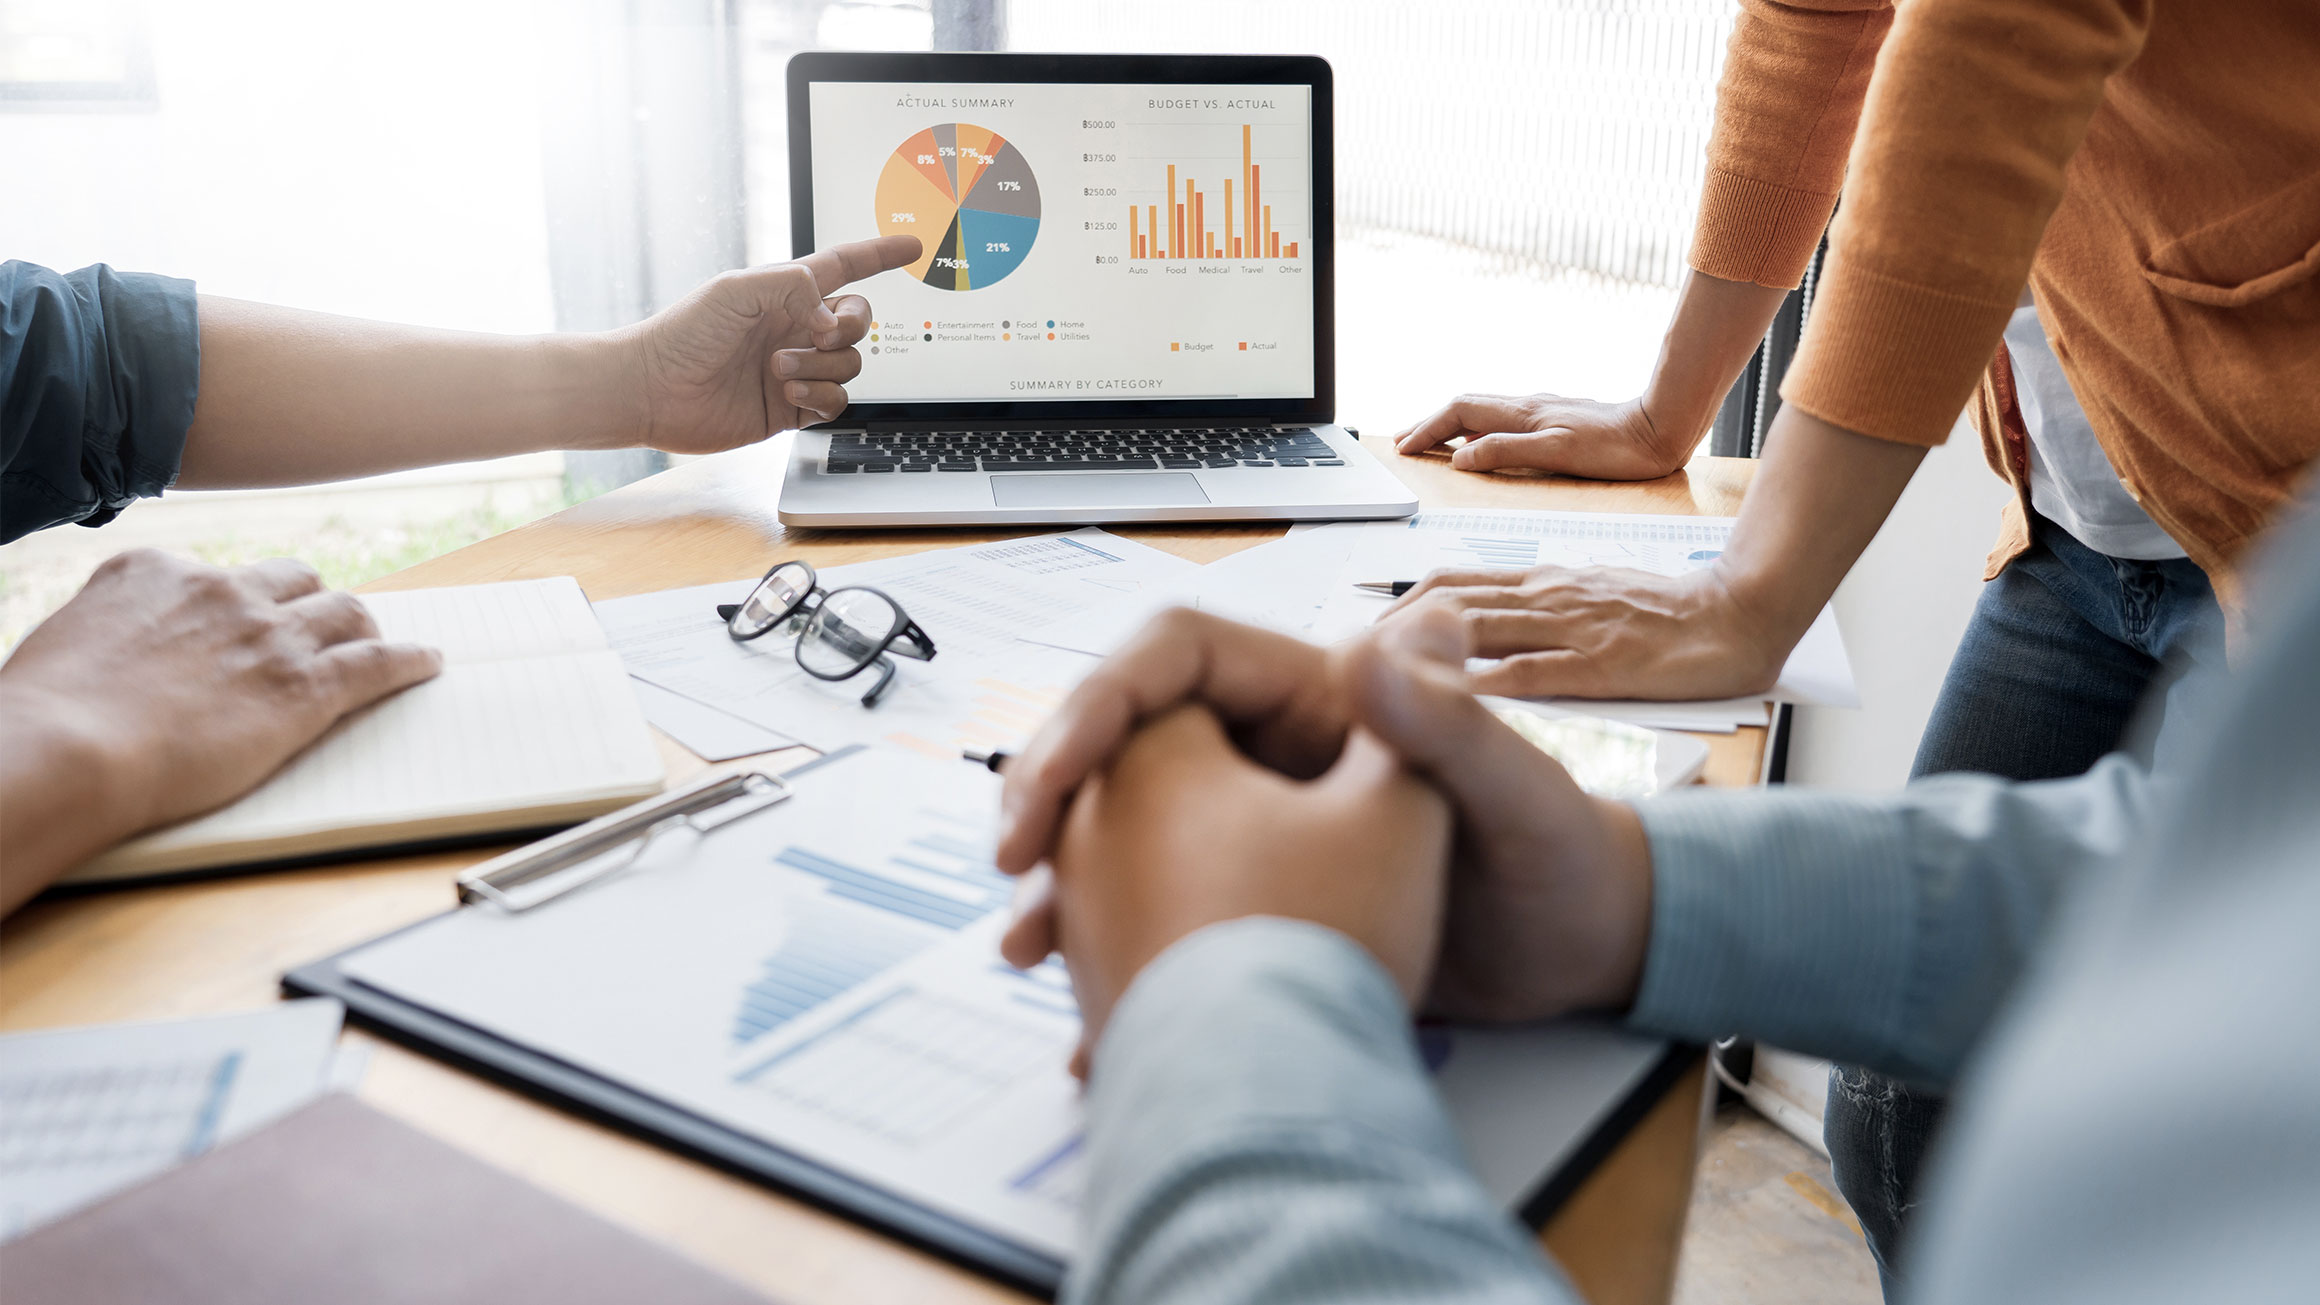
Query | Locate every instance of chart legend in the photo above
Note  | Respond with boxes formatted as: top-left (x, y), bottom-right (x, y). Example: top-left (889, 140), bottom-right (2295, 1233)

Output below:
top-left (1129, 123), bottom-right (1301, 261)
top-left (875, 123), bottom-right (1042, 291)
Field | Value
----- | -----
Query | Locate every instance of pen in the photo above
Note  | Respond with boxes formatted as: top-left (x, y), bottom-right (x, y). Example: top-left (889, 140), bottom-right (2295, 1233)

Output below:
top-left (1354, 580), bottom-right (1418, 597)
top-left (963, 746), bottom-right (1011, 773)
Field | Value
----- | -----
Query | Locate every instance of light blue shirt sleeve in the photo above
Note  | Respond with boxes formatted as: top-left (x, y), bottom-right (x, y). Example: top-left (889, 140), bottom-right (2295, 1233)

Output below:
top-left (1628, 756), bottom-right (2148, 1087)
top-left (1070, 916), bottom-right (1575, 1305)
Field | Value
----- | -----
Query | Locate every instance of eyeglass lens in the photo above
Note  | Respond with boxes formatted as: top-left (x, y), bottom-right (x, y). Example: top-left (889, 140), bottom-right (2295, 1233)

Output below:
top-left (799, 589), bottom-right (905, 677)
top-left (731, 561), bottom-right (815, 638)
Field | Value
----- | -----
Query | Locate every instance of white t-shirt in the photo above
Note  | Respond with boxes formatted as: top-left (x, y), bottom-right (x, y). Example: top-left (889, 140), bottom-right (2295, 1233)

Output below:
top-left (2002, 300), bottom-right (2187, 561)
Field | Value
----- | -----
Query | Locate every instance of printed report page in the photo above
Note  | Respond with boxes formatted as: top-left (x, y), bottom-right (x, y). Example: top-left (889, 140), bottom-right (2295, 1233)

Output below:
top-left (808, 80), bottom-right (1316, 404)
top-left (339, 749), bottom-right (1088, 1257)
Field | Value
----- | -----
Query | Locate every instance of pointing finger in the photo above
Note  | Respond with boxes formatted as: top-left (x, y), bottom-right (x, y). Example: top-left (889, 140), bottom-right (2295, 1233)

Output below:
top-left (800, 236), bottom-right (924, 296)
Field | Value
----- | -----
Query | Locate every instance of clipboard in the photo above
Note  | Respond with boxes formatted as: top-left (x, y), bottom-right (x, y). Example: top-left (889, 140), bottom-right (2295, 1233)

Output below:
top-left (284, 746), bottom-right (1693, 1298)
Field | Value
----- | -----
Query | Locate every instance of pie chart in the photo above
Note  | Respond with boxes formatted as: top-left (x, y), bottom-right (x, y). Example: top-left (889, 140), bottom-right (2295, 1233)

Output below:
top-left (875, 123), bottom-right (1040, 291)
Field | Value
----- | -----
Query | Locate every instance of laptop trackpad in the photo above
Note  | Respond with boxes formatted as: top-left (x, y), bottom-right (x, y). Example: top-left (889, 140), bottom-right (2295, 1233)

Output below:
top-left (989, 472), bottom-right (1209, 508)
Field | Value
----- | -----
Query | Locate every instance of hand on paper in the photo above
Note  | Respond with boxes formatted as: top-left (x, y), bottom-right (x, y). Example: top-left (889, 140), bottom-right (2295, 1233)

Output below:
top-left (997, 604), bottom-right (1657, 1039)
top-left (1391, 392), bottom-right (1690, 480)
top-left (626, 234), bottom-right (922, 447)
top-left (0, 551), bottom-right (442, 913)
top-left (1042, 704), bottom-right (1453, 1060)
top-left (1382, 562), bottom-right (1789, 701)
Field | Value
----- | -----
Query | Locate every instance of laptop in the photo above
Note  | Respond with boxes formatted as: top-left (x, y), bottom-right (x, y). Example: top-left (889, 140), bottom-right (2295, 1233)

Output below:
top-left (780, 52), bottom-right (1418, 527)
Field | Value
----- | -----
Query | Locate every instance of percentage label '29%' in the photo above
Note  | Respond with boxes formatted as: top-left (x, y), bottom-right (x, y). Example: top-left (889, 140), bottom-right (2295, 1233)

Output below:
top-left (876, 122), bottom-right (1041, 291)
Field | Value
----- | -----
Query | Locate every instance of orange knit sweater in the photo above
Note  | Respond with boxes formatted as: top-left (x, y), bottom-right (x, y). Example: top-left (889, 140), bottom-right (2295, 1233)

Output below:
top-left (1691, 0), bottom-right (2320, 607)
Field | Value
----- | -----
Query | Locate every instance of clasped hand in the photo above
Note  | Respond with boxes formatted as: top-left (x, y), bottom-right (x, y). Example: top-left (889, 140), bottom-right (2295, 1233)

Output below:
top-left (995, 607), bottom-right (1657, 1073)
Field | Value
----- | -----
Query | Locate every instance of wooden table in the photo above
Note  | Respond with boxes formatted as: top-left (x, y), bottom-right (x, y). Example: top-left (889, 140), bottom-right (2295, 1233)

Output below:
top-left (0, 438), bottom-right (1761, 1305)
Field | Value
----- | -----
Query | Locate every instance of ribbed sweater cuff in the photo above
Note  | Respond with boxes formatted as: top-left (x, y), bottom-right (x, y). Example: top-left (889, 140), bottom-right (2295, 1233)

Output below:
top-left (1781, 252), bottom-right (2016, 447)
top-left (1687, 169), bottom-right (1840, 291)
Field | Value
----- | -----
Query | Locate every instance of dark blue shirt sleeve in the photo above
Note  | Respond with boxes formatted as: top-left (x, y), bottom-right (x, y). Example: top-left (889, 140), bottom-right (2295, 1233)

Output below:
top-left (1, 261), bottom-right (200, 544)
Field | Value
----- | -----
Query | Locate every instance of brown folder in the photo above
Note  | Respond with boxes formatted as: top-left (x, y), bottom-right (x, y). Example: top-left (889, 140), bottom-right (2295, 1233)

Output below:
top-left (0, 1094), bottom-right (773, 1305)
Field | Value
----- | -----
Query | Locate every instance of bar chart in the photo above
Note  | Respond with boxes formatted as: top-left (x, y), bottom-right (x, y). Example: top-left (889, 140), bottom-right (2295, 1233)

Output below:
top-left (730, 817), bottom-right (1013, 1046)
top-left (734, 987), bottom-right (1067, 1146)
top-left (1128, 123), bottom-right (1303, 262)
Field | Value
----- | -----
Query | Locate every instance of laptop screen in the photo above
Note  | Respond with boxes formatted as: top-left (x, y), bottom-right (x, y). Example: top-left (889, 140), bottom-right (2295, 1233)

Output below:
top-left (805, 80), bottom-right (1317, 407)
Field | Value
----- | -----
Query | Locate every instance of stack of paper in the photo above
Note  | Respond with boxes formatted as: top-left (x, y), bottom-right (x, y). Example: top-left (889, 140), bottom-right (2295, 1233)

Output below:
top-left (592, 530), bottom-right (1198, 762)
top-left (1024, 513), bottom-right (1855, 734)
top-left (595, 514), bottom-right (1854, 761)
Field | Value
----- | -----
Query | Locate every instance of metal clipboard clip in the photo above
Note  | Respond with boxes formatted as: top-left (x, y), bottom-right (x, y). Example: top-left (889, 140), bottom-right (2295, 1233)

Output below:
top-left (457, 771), bottom-right (793, 913)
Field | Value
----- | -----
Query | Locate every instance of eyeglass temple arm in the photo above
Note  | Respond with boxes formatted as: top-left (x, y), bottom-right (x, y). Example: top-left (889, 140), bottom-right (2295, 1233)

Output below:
top-left (891, 620), bottom-right (937, 661)
top-left (858, 654), bottom-right (900, 707)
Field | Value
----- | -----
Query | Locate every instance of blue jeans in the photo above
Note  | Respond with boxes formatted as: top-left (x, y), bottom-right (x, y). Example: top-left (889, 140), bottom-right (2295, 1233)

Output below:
top-left (1823, 515), bottom-right (2222, 1300)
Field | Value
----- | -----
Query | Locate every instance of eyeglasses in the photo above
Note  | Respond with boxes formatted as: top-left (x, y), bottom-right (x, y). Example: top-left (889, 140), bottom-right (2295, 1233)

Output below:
top-left (715, 560), bottom-right (936, 707)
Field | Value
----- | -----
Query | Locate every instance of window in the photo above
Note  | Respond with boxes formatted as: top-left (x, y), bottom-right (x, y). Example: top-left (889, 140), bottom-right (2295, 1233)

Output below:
top-left (5, 0), bottom-right (1734, 647)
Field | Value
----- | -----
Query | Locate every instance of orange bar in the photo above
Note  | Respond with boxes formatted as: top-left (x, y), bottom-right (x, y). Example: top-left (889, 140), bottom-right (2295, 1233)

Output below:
top-left (1268, 212), bottom-right (1278, 259)
top-left (1166, 165), bottom-right (1177, 259)
top-left (1286, 240), bottom-right (1298, 258)
top-left (1148, 204), bottom-right (1159, 258)
top-left (1194, 189), bottom-right (1204, 258)
top-left (1251, 165), bottom-right (1261, 258)
top-left (1242, 125), bottom-right (1254, 261)
top-left (1128, 205), bottom-right (1138, 259)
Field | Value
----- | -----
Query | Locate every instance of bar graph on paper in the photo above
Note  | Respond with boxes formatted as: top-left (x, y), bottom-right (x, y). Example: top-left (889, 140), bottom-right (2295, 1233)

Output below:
top-left (734, 988), bottom-right (1070, 1145)
top-left (732, 811), bottom-right (1014, 1046)
top-left (1126, 122), bottom-right (1304, 262)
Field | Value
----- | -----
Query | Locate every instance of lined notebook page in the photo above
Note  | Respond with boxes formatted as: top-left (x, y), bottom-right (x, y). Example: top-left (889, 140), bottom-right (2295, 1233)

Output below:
top-left (73, 579), bottom-right (664, 879)
top-left (359, 577), bottom-right (606, 664)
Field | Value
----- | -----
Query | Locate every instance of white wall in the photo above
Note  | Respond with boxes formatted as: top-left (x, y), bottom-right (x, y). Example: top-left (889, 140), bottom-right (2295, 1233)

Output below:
top-left (1785, 419), bottom-right (2015, 791)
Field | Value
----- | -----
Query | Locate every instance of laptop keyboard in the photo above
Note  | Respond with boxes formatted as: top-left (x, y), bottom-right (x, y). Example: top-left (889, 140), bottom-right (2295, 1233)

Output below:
top-left (822, 427), bottom-right (1343, 474)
